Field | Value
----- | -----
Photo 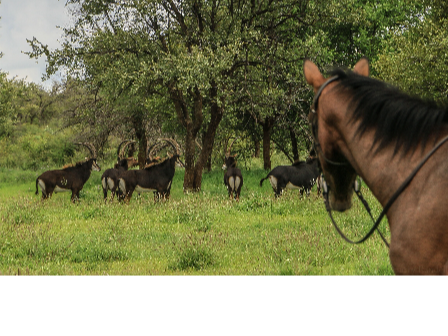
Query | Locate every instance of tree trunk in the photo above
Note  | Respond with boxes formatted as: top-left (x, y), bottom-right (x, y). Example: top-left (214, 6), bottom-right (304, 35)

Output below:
top-left (290, 127), bottom-right (299, 161)
top-left (200, 131), bottom-right (212, 172)
top-left (206, 146), bottom-right (212, 172)
top-left (127, 142), bottom-right (136, 158)
top-left (206, 156), bottom-right (212, 172)
top-left (168, 84), bottom-right (223, 192)
top-left (183, 127), bottom-right (197, 191)
top-left (262, 117), bottom-right (274, 170)
top-left (192, 87), bottom-right (224, 189)
top-left (132, 111), bottom-right (147, 169)
top-left (253, 135), bottom-right (260, 158)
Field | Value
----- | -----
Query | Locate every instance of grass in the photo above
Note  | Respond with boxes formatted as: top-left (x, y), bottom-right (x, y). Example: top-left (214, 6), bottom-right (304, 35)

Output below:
top-left (0, 163), bottom-right (393, 275)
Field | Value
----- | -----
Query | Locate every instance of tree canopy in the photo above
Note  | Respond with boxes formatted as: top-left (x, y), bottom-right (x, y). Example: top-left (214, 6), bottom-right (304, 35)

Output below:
top-left (374, 1), bottom-right (448, 100)
top-left (4, 0), bottom-right (443, 183)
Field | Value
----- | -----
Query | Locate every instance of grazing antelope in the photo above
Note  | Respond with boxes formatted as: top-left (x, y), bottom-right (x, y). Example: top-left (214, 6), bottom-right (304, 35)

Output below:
top-left (35, 142), bottom-right (101, 202)
top-left (118, 138), bottom-right (183, 203)
top-left (222, 138), bottom-right (243, 201)
top-left (260, 156), bottom-right (320, 198)
top-left (101, 140), bottom-right (138, 201)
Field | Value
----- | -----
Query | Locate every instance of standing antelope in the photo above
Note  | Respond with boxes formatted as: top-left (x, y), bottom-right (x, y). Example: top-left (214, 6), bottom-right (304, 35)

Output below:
top-left (222, 138), bottom-right (243, 201)
top-left (260, 156), bottom-right (320, 198)
top-left (35, 142), bottom-right (101, 202)
top-left (101, 140), bottom-right (138, 201)
top-left (118, 138), bottom-right (183, 203)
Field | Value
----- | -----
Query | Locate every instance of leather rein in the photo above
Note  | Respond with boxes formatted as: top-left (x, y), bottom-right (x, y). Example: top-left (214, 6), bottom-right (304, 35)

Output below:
top-left (310, 75), bottom-right (448, 248)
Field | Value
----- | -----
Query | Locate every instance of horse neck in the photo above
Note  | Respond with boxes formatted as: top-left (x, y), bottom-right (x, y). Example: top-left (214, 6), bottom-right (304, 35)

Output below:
top-left (339, 117), bottom-right (448, 207)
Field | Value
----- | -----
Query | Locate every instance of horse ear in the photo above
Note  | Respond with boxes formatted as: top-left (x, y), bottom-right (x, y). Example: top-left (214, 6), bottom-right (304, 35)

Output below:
top-left (353, 57), bottom-right (369, 77)
top-left (303, 59), bottom-right (326, 91)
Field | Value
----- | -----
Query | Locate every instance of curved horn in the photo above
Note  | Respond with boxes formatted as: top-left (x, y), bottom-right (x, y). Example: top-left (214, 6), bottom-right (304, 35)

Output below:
top-left (119, 140), bottom-right (136, 159)
top-left (76, 142), bottom-right (97, 158)
top-left (159, 138), bottom-right (181, 156)
top-left (147, 139), bottom-right (160, 161)
top-left (225, 137), bottom-right (238, 156)
top-left (169, 138), bottom-right (181, 156)
top-left (117, 140), bottom-right (130, 160)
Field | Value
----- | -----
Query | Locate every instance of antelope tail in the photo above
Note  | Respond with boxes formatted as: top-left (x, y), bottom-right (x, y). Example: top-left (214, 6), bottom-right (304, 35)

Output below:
top-left (260, 176), bottom-right (268, 187)
top-left (35, 179), bottom-right (39, 195)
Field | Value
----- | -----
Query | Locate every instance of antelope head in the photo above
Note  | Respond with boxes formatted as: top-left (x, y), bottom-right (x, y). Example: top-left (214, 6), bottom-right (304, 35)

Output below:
top-left (118, 140), bottom-right (138, 169)
top-left (76, 142), bottom-right (101, 171)
top-left (223, 137), bottom-right (238, 169)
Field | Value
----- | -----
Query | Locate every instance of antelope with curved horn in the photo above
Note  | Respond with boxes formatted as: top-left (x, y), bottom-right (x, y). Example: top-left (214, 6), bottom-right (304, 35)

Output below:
top-left (35, 142), bottom-right (101, 202)
top-left (119, 138), bottom-right (184, 202)
top-left (145, 139), bottom-right (166, 166)
top-left (222, 137), bottom-right (243, 201)
top-left (101, 140), bottom-right (137, 201)
top-left (118, 140), bottom-right (139, 169)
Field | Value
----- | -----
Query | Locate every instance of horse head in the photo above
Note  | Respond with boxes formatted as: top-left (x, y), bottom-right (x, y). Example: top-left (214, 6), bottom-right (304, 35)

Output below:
top-left (304, 58), bottom-right (369, 211)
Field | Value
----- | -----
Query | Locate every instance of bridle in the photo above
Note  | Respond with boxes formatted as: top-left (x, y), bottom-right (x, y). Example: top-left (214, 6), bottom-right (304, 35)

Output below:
top-left (309, 75), bottom-right (448, 248)
top-left (309, 76), bottom-right (349, 167)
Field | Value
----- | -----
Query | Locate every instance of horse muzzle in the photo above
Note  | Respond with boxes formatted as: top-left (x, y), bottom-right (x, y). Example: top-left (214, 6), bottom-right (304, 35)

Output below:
top-left (322, 179), bottom-right (353, 212)
top-left (329, 196), bottom-right (353, 212)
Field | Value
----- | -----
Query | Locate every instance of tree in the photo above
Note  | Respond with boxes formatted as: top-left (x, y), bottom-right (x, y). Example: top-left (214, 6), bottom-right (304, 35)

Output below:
top-left (27, 0), bottom-right (426, 185)
top-left (318, 0), bottom-right (425, 68)
top-left (0, 72), bottom-right (17, 137)
top-left (27, 0), bottom-right (335, 191)
top-left (374, 2), bottom-right (448, 100)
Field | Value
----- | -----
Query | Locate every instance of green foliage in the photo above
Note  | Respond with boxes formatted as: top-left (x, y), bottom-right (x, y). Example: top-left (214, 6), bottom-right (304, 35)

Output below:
top-left (374, 16), bottom-right (448, 100)
top-left (319, 0), bottom-right (425, 68)
top-left (23, 0), bottom-right (440, 182)
top-left (0, 72), bottom-right (20, 137)
top-left (0, 124), bottom-right (76, 170)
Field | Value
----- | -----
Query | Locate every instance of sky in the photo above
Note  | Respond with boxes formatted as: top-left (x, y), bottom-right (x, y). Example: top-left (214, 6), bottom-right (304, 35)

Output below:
top-left (0, 0), bottom-right (71, 89)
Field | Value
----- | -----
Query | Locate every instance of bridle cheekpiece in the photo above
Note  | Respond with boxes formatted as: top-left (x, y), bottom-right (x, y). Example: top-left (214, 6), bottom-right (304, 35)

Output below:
top-left (308, 74), bottom-right (390, 247)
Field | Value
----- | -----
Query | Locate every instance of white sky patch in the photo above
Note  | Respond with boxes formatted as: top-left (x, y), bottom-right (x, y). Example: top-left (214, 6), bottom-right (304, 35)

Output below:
top-left (0, 0), bottom-right (71, 89)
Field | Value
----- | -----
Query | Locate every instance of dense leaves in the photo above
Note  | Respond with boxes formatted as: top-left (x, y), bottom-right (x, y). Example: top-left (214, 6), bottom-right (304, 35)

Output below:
top-left (11, 0), bottom-right (448, 184)
top-left (374, 4), bottom-right (448, 100)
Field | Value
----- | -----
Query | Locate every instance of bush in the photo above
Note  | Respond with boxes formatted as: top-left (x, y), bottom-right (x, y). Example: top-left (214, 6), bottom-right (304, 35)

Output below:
top-left (0, 124), bottom-right (76, 170)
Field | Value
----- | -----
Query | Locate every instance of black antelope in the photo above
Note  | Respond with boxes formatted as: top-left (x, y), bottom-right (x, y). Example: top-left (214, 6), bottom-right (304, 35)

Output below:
top-left (222, 138), bottom-right (243, 201)
top-left (35, 142), bottom-right (101, 202)
top-left (101, 140), bottom-right (138, 201)
top-left (260, 156), bottom-right (320, 197)
top-left (118, 138), bottom-right (183, 203)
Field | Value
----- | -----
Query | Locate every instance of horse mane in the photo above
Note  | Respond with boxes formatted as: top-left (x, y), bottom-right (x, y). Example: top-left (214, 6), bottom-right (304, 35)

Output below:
top-left (330, 68), bottom-right (448, 155)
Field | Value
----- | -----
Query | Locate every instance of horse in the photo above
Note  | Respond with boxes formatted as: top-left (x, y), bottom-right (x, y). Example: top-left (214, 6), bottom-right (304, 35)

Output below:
top-left (303, 57), bottom-right (448, 275)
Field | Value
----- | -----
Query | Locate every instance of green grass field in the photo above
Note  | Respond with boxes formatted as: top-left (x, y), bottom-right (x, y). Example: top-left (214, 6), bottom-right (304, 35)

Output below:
top-left (0, 164), bottom-right (393, 275)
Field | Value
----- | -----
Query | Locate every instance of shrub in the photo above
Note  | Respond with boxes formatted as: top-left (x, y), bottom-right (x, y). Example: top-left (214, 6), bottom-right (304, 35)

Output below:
top-left (0, 124), bottom-right (76, 170)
